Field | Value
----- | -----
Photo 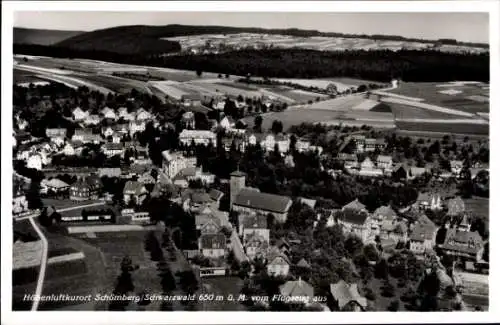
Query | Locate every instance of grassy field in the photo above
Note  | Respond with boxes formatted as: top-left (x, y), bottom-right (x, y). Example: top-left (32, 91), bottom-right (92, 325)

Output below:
top-left (42, 198), bottom-right (104, 209)
top-left (14, 68), bottom-right (50, 84)
top-left (387, 82), bottom-right (489, 114)
top-left (395, 120), bottom-right (489, 135)
top-left (359, 276), bottom-right (418, 311)
top-left (389, 102), bottom-right (470, 120)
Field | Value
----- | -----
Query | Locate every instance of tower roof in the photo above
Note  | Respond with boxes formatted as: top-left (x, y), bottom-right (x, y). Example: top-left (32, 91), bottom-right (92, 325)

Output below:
top-left (231, 170), bottom-right (246, 177)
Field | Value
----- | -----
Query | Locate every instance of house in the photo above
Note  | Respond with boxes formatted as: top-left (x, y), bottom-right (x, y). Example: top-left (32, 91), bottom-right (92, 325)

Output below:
top-left (46, 128), bottom-right (67, 140)
top-left (415, 192), bottom-right (442, 211)
top-left (342, 199), bottom-right (367, 213)
top-left (352, 135), bottom-right (366, 153)
top-left (219, 116), bottom-right (235, 130)
top-left (72, 129), bottom-right (103, 144)
top-left (102, 142), bottom-right (125, 157)
top-left (284, 154), bottom-right (295, 168)
top-left (450, 160), bottom-right (464, 176)
top-left (181, 94), bottom-right (202, 107)
top-left (12, 194), bottom-right (29, 215)
top-left (129, 121), bottom-right (146, 136)
top-left (337, 208), bottom-right (370, 243)
top-left (299, 198), bottom-right (317, 210)
top-left (364, 138), bottom-right (377, 152)
top-left (440, 229), bottom-right (484, 262)
top-left (101, 107), bottom-right (117, 120)
top-left (162, 150), bottom-right (197, 179)
top-left (409, 167), bottom-right (428, 180)
top-left (379, 219), bottom-right (408, 243)
top-left (359, 157), bottom-right (383, 177)
top-left (245, 233), bottom-right (269, 260)
top-left (183, 190), bottom-right (212, 213)
top-left (376, 155), bottom-right (393, 170)
top-left (409, 220), bottom-right (437, 255)
top-left (40, 178), bottom-right (70, 194)
top-left (266, 247), bottom-right (291, 276)
top-left (279, 278), bottom-right (314, 304)
top-left (179, 130), bottom-right (217, 146)
top-left (181, 111), bottom-right (196, 129)
top-left (338, 153), bottom-right (358, 169)
top-left (368, 205), bottom-right (399, 239)
top-left (138, 172), bottom-right (155, 185)
top-left (72, 107), bottom-right (89, 121)
top-left (296, 258), bottom-right (312, 270)
top-left (98, 167), bottom-right (122, 178)
top-left (241, 212), bottom-right (269, 243)
top-left (69, 175), bottom-right (102, 201)
top-left (112, 123), bottom-right (129, 135)
top-left (83, 114), bottom-right (102, 126)
top-left (198, 233), bottom-right (226, 258)
top-left (102, 126), bottom-right (115, 138)
top-left (232, 188), bottom-right (292, 223)
top-left (330, 280), bottom-right (367, 311)
top-left (27, 154), bottom-right (43, 170)
top-left (446, 197), bottom-right (465, 217)
top-left (195, 213), bottom-right (222, 231)
top-left (118, 108), bottom-right (136, 121)
top-left (135, 108), bottom-right (153, 121)
top-left (123, 181), bottom-right (148, 205)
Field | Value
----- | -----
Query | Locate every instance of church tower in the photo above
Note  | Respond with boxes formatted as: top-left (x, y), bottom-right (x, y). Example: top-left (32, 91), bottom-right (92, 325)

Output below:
top-left (230, 170), bottom-right (246, 209)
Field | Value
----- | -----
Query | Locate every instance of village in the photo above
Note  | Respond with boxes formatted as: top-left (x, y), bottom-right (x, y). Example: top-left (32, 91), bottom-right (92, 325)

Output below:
top-left (11, 76), bottom-right (490, 313)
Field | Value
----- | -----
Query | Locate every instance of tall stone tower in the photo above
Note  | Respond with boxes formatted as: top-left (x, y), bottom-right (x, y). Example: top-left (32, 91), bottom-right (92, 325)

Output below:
top-left (230, 170), bottom-right (246, 209)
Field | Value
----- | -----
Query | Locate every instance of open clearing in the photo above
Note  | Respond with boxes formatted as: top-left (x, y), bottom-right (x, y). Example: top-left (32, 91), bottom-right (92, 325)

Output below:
top-left (386, 82), bottom-right (489, 114)
top-left (201, 276), bottom-right (245, 311)
top-left (463, 196), bottom-right (489, 220)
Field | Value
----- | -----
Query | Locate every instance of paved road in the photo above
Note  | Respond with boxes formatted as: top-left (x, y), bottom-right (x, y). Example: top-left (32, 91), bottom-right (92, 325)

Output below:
top-left (15, 202), bottom-right (107, 221)
top-left (28, 217), bottom-right (48, 311)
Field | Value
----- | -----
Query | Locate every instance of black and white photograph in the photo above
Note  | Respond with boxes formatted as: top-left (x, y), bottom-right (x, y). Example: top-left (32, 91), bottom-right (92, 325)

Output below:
top-left (2, 1), bottom-right (499, 324)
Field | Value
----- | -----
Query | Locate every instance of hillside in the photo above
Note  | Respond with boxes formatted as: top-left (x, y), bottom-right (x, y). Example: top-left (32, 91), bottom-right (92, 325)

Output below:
top-left (54, 24), bottom-right (488, 56)
top-left (14, 27), bottom-right (84, 46)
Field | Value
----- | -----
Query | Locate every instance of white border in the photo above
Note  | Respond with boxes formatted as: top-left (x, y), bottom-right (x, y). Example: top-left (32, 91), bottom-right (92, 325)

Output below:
top-left (2, 1), bottom-right (499, 324)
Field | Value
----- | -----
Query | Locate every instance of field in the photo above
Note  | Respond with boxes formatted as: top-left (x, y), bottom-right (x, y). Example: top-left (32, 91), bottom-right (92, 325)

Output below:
top-left (395, 120), bottom-right (489, 135)
top-left (166, 33), bottom-right (487, 54)
top-left (386, 82), bottom-right (489, 114)
top-left (463, 196), bottom-right (489, 220)
top-left (389, 102), bottom-right (471, 120)
top-left (360, 276), bottom-right (417, 311)
top-left (14, 68), bottom-right (50, 84)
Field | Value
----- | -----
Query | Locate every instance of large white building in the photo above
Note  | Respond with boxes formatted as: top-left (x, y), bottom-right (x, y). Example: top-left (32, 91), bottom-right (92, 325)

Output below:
top-left (179, 130), bottom-right (217, 146)
top-left (161, 150), bottom-right (197, 179)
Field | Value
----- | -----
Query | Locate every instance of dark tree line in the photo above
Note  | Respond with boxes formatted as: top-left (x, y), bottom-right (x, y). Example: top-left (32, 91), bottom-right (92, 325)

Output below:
top-left (14, 44), bottom-right (489, 82)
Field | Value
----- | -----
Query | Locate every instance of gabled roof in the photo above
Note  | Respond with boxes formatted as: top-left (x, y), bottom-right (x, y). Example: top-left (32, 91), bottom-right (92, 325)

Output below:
top-left (233, 188), bottom-right (292, 214)
top-left (208, 189), bottom-right (224, 201)
top-left (199, 233), bottom-right (226, 249)
top-left (123, 181), bottom-right (146, 195)
top-left (103, 142), bottom-right (124, 150)
top-left (442, 229), bottom-right (483, 255)
top-left (242, 213), bottom-right (268, 229)
top-left (300, 198), bottom-right (317, 209)
top-left (373, 205), bottom-right (397, 218)
top-left (296, 258), bottom-right (311, 269)
top-left (410, 223), bottom-right (435, 242)
top-left (342, 199), bottom-right (366, 211)
top-left (196, 213), bottom-right (222, 228)
top-left (279, 279), bottom-right (314, 298)
top-left (43, 178), bottom-right (70, 189)
top-left (330, 280), bottom-right (367, 310)
top-left (377, 155), bottom-right (393, 163)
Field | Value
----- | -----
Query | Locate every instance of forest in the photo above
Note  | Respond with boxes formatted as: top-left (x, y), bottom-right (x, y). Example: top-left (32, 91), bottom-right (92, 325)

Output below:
top-left (14, 44), bottom-right (489, 82)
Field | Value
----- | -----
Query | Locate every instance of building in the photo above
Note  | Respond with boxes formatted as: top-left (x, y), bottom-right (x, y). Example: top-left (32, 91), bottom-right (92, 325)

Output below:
top-left (181, 111), bottom-right (196, 129)
top-left (352, 135), bottom-right (366, 153)
top-left (415, 192), bottom-right (442, 211)
top-left (41, 178), bottom-right (70, 194)
top-left (219, 116), bottom-right (235, 130)
top-left (83, 114), bottom-right (102, 126)
top-left (179, 130), bottom-right (217, 146)
top-left (27, 154), bottom-right (43, 170)
top-left (69, 175), bottom-right (103, 201)
top-left (245, 233), bottom-right (269, 260)
top-left (338, 153), bottom-right (358, 169)
top-left (342, 199), bottom-right (367, 213)
top-left (330, 280), bottom-right (367, 311)
top-left (266, 247), bottom-right (291, 277)
top-left (376, 155), bottom-right (393, 170)
top-left (72, 107), bottom-right (89, 121)
top-left (162, 150), bottom-right (197, 179)
top-left (123, 181), bottom-right (148, 206)
top-left (337, 208), bottom-right (370, 243)
top-left (230, 170), bottom-right (247, 208)
top-left (440, 229), bottom-right (484, 262)
top-left (72, 129), bottom-right (103, 144)
top-left (208, 189), bottom-right (224, 206)
top-left (198, 233), bottom-right (226, 258)
top-left (450, 160), bottom-right (464, 176)
top-left (135, 108), bottom-right (153, 121)
top-left (101, 107), bottom-right (117, 120)
top-left (13, 194), bottom-right (29, 215)
top-left (102, 126), bottom-right (115, 138)
top-left (118, 107), bottom-right (136, 121)
top-left (409, 222), bottom-right (437, 254)
top-left (46, 128), bottom-right (67, 139)
top-left (240, 212), bottom-right (269, 241)
top-left (359, 157), bottom-right (383, 177)
top-left (233, 189), bottom-right (292, 223)
top-left (279, 278), bottom-right (315, 304)
top-left (129, 121), bottom-right (146, 136)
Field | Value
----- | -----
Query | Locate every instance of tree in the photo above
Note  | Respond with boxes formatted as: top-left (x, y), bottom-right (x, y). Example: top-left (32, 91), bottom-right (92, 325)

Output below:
top-left (387, 300), bottom-right (400, 311)
top-left (271, 120), bottom-right (283, 134)
top-left (253, 115), bottom-right (263, 132)
top-left (178, 270), bottom-right (199, 295)
top-left (196, 69), bottom-right (203, 77)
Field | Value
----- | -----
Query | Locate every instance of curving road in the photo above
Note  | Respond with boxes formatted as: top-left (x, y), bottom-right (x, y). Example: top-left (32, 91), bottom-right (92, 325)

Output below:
top-left (28, 217), bottom-right (48, 311)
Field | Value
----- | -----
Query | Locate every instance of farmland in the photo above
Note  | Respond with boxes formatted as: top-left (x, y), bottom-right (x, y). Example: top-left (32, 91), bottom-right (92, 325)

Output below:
top-left (385, 82), bottom-right (489, 114)
top-left (395, 120), bottom-right (489, 135)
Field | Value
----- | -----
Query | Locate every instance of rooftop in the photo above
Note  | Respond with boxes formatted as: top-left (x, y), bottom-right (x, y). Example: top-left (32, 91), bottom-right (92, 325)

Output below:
top-left (279, 279), bottom-right (314, 299)
top-left (330, 280), bottom-right (367, 310)
top-left (233, 188), bottom-right (292, 214)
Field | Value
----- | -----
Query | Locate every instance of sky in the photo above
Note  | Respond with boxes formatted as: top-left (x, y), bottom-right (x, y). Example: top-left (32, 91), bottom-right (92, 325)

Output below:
top-left (14, 11), bottom-right (489, 43)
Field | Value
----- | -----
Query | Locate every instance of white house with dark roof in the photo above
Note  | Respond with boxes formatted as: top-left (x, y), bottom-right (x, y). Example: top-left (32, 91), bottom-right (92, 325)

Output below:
top-left (72, 107), bottom-right (88, 121)
top-left (162, 150), bottom-right (197, 179)
top-left (330, 280), bottom-right (367, 311)
top-left (179, 129), bottom-right (217, 146)
top-left (266, 246), bottom-right (291, 277)
top-left (103, 142), bottom-right (125, 157)
top-left (135, 108), bottom-right (153, 121)
top-left (409, 221), bottom-right (437, 255)
top-left (101, 106), bottom-right (117, 120)
top-left (83, 114), bottom-right (102, 126)
top-left (376, 155), bottom-right (393, 170)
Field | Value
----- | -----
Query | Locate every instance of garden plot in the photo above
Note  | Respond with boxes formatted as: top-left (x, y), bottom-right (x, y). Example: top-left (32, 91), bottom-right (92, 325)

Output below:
top-left (352, 99), bottom-right (380, 110)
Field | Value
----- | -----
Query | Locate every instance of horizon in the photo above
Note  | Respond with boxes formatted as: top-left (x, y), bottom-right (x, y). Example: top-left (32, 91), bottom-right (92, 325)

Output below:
top-left (13, 12), bottom-right (489, 44)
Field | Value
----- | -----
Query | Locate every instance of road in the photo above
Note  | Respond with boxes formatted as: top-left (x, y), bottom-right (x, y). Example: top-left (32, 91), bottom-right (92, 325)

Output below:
top-left (28, 217), bottom-right (48, 311)
top-left (15, 202), bottom-right (107, 221)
